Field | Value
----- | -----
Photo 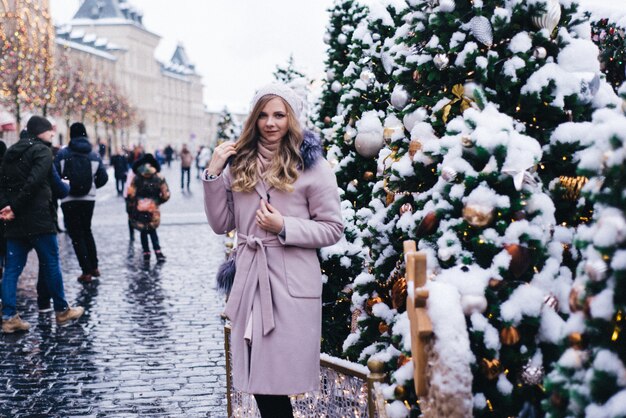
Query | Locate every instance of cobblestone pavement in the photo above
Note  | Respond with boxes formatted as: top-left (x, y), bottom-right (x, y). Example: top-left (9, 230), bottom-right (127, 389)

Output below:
top-left (0, 162), bottom-right (229, 417)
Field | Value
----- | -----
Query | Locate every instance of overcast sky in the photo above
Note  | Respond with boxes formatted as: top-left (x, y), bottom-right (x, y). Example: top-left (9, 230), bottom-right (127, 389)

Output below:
top-left (49, 0), bottom-right (334, 113)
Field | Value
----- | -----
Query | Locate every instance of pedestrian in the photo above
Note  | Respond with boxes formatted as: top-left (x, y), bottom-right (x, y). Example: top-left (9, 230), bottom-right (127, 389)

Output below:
top-left (37, 147), bottom-right (71, 312)
top-left (164, 144), bottom-right (174, 168)
top-left (196, 145), bottom-right (211, 179)
top-left (128, 144), bottom-right (144, 167)
top-left (110, 148), bottom-right (129, 196)
top-left (127, 153), bottom-right (170, 262)
top-left (203, 83), bottom-right (343, 417)
top-left (179, 143), bottom-right (193, 190)
top-left (0, 115), bottom-right (85, 333)
top-left (54, 122), bottom-right (109, 284)
top-left (123, 168), bottom-right (136, 242)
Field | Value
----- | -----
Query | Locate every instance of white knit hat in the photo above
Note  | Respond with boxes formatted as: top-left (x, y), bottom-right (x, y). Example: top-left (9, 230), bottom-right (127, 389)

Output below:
top-left (251, 83), bottom-right (304, 120)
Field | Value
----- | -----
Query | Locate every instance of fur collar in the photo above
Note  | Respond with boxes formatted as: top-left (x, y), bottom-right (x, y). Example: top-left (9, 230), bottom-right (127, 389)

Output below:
top-left (300, 130), bottom-right (323, 170)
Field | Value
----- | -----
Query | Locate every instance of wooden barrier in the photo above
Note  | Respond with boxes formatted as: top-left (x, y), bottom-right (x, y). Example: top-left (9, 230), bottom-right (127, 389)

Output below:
top-left (403, 240), bottom-right (433, 397)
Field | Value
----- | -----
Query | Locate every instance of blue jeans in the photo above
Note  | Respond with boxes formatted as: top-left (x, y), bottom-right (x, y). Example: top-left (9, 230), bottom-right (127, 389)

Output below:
top-left (1, 234), bottom-right (69, 319)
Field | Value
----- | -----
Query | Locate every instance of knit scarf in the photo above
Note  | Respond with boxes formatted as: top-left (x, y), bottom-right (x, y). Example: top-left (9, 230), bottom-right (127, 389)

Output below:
top-left (256, 136), bottom-right (280, 177)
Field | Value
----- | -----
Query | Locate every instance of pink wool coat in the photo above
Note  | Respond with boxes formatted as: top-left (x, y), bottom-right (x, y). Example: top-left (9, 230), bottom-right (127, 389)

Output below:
top-left (203, 154), bottom-right (343, 395)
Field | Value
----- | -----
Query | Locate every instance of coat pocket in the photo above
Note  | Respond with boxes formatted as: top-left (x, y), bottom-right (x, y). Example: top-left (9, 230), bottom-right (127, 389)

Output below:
top-left (282, 247), bottom-right (322, 298)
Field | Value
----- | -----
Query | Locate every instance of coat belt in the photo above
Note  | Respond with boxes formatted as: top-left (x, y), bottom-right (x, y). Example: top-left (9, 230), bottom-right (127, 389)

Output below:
top-left (223, 233), bottom-right (282, 337)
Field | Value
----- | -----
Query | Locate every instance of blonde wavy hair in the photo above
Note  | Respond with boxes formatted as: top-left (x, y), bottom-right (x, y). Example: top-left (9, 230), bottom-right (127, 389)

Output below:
top-left (230, 95), bottom-right (303, 193)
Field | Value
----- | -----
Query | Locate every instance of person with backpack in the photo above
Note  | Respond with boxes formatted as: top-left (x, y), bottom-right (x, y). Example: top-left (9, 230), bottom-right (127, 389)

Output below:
top-left (54, 122), bottom-right (108, 284)
top-left (0, 116), bottom-right (85, 333)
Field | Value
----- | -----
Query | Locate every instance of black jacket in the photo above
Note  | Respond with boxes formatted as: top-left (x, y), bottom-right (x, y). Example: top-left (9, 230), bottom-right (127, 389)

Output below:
top-left (0, 134), bottom-right (57, 238)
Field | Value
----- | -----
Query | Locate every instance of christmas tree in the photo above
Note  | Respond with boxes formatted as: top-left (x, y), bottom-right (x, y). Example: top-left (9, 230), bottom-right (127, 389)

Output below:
top-left (317, 0), bottom-right (367, 136)
top-left (337, 0), bottom-right (620, 416)
top-left (215, 107), bottom-right (239, 144)
top-left (592, 18), bottom-right (625, 92)
top-left (543, 103), bottom-right (626, 417)
top-left (317, 0), bottom-right (408, 357)
top-left (318, 0), bottom-right (369, 357)
top-left (272, 53), bottom-right (306, 84)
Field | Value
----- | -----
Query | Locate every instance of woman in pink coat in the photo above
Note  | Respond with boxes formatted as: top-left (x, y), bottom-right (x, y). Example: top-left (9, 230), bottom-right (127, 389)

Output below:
top-left (203, 84), bottom-right (342, 417)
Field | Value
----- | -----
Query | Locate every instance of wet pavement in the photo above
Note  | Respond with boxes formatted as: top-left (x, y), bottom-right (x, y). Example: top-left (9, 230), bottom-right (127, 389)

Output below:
top-left (0, 161), bottom-right (228, 417)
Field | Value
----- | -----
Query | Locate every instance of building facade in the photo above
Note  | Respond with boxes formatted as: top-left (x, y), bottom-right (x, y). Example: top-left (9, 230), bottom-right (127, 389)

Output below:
top-left (60, 0), bottom-right (209, 151)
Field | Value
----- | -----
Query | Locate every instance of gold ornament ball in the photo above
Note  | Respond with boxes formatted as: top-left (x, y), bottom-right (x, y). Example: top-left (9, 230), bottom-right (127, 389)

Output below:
top-left (378, 321), bottom-right (389, 334)
top-left (324, 116), bottom-right (332, 125)
top-left (386, 192), bottom-right (395, 206)
top-left (480, 358), bottom-right (501, 380)
top-left (568, 332), bottom-right (584, 349)
top-left (365, 296), bottom-right (383, 315)
top-left (408, 139), bottom-right (422, 158)
top-left (463, 204), bottom-right (494, 228)
top-left (363, 171), bottom-right (375, 181)
top-left (500, 325), bottom-right (521, 345)
top-left (394, 385), bottom-right (407, 399)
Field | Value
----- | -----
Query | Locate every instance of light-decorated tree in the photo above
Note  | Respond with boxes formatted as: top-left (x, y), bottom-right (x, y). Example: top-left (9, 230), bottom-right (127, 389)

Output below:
top-left (0, 0), bottom-right (55, 127)
top-left (216, 107), bottom-right (239, 144)
top-left (317, 0), bottom-right (408, 357)
top-left (340, 0), bottom-right (620, 417)
top-left (543, 103), bottom-right (626, 417)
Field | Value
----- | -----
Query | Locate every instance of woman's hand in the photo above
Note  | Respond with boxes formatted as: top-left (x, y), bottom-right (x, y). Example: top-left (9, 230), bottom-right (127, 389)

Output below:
top-left (256, 200), bottom-right (284, 234)
top-left (206, 141), bottom-right (236, 176)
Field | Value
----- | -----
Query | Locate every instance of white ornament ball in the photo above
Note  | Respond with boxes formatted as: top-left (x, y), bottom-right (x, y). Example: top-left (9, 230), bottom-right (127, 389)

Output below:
top-left (338, 33), bottom-right (348, 45)
top-left (531, 0), bottom-right (562, 34)
top-left (390, 86), bottom-right (409, 110)
top-left (439, 0), bottom-right (455, 12)
top-left (469, 16), bottom-right (493, 47)
top-left (441, 166), bottom-right (458, 182)
top-left (331, 81), bottom-right (342, 93)
top-left (461, 294), bottom-right (488, 315)
top-left (355, 131), bottom-right (385, 158)
top-left (533, 46), bottom-right (547, 59)
top-left (433, 53), bottom-right (450, 70)
top-left (360, 69), bottom-right (376, 86)
top-left (584, 260), bottom-right (608, 281)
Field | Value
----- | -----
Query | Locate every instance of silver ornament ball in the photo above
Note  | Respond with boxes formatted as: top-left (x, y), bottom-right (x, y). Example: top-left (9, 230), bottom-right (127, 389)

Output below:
top-left (433, 53), bottom-right (450, 70)
top-left (533, 46), bottom-right (547, 59)
top-left (521, 363), bottom-right (545, 386)
top-left (441, 166), bottom-right (458, 182)
top-left (469, 16), bottom-right (493, 47)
